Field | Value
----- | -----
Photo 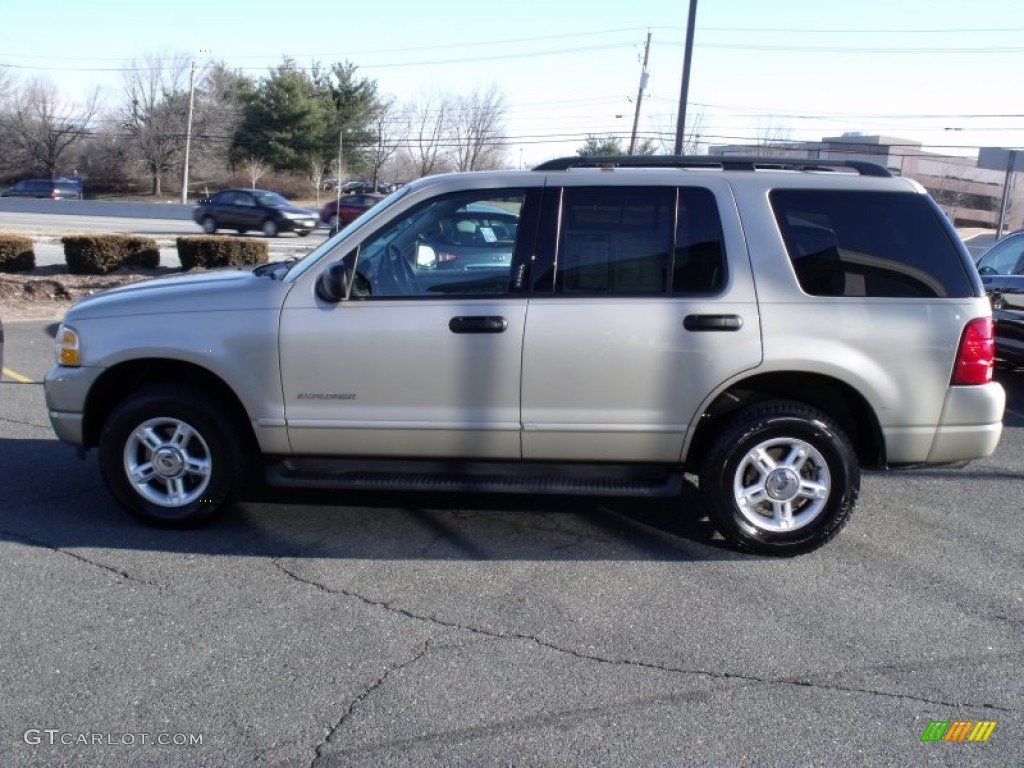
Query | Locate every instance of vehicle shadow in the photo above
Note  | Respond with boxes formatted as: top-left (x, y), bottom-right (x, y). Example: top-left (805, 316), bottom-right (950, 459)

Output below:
top-left (0, 438), bottom-right (742, 563)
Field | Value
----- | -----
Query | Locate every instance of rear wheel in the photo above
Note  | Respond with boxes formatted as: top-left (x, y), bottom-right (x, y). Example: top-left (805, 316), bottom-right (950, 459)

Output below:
top-left (699, 400), bottom-right (859, 556)
top-left (201, 216), bottom-right (217, 234)
top-left (99, 385), bottom-right (245, 527)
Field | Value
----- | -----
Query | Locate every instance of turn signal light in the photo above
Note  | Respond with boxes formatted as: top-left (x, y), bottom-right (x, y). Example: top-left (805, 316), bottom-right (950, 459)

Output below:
top-left (55, 325), bottom-right (80, 367)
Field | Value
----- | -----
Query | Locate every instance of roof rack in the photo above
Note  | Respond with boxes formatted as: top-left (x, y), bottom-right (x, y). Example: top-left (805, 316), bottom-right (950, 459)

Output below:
top-left (532, 155), bottom-right (893, 178)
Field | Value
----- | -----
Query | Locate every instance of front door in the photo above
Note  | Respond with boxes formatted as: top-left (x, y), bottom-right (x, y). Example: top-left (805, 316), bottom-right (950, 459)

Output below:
top-left (280, 188), bottom-right (538, 459)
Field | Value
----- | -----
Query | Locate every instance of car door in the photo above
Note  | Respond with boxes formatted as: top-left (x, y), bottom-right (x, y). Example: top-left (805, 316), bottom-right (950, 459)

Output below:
top-left (976, 233), bottom-right (1024, 310)
top-left (520, 182), bottom-right (762, 463)
top-left (279, 187), bottom-right (540, 459)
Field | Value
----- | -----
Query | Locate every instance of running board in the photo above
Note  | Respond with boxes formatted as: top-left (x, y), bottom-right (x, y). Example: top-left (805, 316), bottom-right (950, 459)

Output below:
top-left (266, 458), bottom-right (684, 497)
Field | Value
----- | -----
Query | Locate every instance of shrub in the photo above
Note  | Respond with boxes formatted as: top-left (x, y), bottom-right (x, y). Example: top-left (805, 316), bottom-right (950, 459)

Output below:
top-left (62, 234), bottom-right (161, 274)
top-left (176, 236), bottom-right (269, 270)
top-left (0, 233), bottom-right (35, 272)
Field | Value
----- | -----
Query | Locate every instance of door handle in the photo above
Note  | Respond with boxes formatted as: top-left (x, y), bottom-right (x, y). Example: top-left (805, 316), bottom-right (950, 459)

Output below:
top-left (449, 316), bottom-right (508, 333)
top-left (683, 314), bottom-right (743, 332)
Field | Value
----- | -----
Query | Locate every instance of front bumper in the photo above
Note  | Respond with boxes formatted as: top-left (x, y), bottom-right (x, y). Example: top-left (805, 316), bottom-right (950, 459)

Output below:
top-left (44, 364), bottom-right (105, 448)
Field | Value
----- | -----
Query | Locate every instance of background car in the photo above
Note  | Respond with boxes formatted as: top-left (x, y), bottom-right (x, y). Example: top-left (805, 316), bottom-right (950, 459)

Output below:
top-left (192, 189), bottom-right (319, 237)
top-left (1, 179), bottom-right (82, 200)
top-left (320, 192), bottom-right (385, 231)
top-left (974, 230), bottom-right (1024, 365)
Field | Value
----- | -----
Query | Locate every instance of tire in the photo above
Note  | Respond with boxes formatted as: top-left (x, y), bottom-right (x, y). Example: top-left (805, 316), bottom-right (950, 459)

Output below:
top-left (236, 228), bottom-right (248, 235)
top-left (201, 216), bottom-right (217, 234)
top-left (699, 400), bottom-right (859, 556)
top-left (297, 229), bottom-right (312, 237)
top-left (261, 219), bottom-right (279, 238)
top-left (98, 385), bottom-right (245, 527)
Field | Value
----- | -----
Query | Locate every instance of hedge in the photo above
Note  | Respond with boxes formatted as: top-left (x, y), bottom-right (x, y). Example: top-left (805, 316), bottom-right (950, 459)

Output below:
top-left (0, 233), bottom-right (35, 272)
top-left (176, 236), bottom-right (269, 270)
top-left (62, 235), bottom-right (161, 275)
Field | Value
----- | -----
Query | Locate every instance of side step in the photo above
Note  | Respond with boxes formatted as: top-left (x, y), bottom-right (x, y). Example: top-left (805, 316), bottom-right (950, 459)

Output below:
top-left (266, 458), bottom-right (684, 497)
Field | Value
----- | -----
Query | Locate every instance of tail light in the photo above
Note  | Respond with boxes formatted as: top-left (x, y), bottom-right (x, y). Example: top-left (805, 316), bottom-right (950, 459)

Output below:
top-left (951, 317), bottom-right (994, 385)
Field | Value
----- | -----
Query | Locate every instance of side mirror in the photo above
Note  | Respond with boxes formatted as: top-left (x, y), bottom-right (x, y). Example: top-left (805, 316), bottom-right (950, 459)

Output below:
top-left (315, 262), bottom-right (350, 303)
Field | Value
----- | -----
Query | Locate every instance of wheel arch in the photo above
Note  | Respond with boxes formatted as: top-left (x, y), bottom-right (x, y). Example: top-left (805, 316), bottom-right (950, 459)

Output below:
top-left (685, 371), bottom-right (886, 470)
top-left (82, 359), bottom-right (258, 457)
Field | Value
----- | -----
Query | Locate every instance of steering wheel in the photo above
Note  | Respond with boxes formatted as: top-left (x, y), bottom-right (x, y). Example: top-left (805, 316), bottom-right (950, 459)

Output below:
top-left (384, 243), bottom-right (417, 295)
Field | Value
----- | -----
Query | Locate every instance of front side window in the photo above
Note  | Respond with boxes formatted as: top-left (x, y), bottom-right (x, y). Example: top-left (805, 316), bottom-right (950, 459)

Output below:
top-left (772, 189), bottom-right (974, 298)
top-left (354, 190), bottom-right (526, 298)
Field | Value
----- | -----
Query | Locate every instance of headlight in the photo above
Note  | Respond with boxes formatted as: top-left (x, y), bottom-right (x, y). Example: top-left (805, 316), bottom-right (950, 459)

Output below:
top-left (55, 324), bottom-right (80, 366)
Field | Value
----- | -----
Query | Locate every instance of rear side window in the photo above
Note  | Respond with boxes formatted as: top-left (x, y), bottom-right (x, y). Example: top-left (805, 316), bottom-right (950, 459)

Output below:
top-left (771, 190), bottom-right (973, 298)
top-left (555, 187), bottom-right (725, 296)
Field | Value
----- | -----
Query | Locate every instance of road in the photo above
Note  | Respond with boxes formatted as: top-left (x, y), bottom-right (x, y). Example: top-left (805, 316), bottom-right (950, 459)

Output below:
top-left (1, 317), bottom-right (1022, 766)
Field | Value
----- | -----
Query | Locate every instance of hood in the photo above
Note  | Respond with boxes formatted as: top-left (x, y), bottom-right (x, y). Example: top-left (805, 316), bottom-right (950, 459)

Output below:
top-left (64, 267), bottom-right (290, 321)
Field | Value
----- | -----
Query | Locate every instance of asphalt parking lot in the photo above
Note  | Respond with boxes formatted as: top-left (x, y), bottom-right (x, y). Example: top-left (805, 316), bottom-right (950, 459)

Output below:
top-left (0, 318), bottom-right (1021, 766)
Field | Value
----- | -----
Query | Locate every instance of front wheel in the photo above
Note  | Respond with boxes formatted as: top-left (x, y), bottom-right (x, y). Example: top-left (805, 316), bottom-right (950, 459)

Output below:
top-left (98, 385), bottom-right (245, 527)
top-left (699, 400), bottom-right (859, 556)
top-left (262, 219), bottom-right (279, 237)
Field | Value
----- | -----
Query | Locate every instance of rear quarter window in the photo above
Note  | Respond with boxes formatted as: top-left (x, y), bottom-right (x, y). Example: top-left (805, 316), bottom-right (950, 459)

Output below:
top-left (771, 189), bottom-right (974, 298)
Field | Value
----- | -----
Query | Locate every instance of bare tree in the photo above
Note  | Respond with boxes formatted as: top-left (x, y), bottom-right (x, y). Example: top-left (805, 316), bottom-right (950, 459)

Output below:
top-left (449, 85), bottom-right (507, 171)
top-left (6, 78), bottom-right (98, 177)
top-left (404, 91), bottom-right (451, 177)
top-left (308, 156), bottom-right (326, 205)
top-left (243, 155), bottom-right (268, 188)
top-left (365, 99), bottom-right (401, 188)
top-left (753, 121), bottom-right (793, 157)
top-left (120, 52), bottom-right (193, 195)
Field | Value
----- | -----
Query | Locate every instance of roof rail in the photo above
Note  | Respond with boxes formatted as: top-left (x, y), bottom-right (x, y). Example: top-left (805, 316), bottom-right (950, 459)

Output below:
top-left (532, 155), bottom-right (893, 178)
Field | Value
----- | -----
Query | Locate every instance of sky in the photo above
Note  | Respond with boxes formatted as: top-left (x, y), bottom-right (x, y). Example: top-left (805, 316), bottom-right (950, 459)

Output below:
top-left (1, 0), bottom-right (1022, 168)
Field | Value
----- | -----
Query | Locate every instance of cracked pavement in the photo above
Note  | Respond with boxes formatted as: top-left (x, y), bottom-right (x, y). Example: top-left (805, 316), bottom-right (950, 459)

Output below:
top-left (1, 320), bottom-right (1022, 766)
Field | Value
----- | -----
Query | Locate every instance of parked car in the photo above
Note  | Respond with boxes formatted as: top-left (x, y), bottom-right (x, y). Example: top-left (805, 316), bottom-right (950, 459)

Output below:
top-left (1, 179), bottom-right (82, 200)
top-left (319, 193), bottom-right (385, 231)
top-left (192, 189), bottom-right (319, 237)
top-left (975, 230), bottom-right (1024, 364)
top-left (342, 181), bottom-right (375, 194)
top-left (44, 155), bottom-right (1006, 555)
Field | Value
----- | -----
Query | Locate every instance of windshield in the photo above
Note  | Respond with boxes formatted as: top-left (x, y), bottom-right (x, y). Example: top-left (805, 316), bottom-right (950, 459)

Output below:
top-left (284, 185), bottom-right (412, 281)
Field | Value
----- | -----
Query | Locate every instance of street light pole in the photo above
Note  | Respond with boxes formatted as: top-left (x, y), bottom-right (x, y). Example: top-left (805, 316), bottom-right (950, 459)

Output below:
top-left (180, 61), bottom-right (196, 204)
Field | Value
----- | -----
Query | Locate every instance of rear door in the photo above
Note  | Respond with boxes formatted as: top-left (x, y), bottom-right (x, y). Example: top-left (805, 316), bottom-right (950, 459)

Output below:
top-left (520, 180), bottom-right (762, 463)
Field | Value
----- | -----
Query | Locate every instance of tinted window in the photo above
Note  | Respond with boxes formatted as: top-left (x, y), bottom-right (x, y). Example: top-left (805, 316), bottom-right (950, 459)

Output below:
top-left (557, 187), bottom-right (674, 295)
top-left (674, 188), bottom-right (726, 294)
top-left (771, 190), bottom-right (973, 298)
top-left (554, 187), bottom-right (725, 297)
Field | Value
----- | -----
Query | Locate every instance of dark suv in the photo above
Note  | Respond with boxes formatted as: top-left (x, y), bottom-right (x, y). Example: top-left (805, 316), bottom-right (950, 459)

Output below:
top-left (1, 179), bottom-right (82, 200)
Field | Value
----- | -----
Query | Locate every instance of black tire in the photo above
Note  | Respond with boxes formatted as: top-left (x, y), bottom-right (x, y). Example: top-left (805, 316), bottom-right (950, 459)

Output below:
top-left (699, 400), bottom-right (859, 556)
top-left (261, 219), bottom-right (279, 238)
top-left (297, 229), bottom-right (312, 237)
top-left (236, 228), bottom-right (248, 235)
top-left (98, 385), bottom-right (245, 527)
top-left (201, 216), bottom-right (217, 234)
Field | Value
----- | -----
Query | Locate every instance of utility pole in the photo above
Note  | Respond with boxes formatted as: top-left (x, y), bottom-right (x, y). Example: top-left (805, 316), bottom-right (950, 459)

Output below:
top-left (628, 31), bottom-right (652, 156)
top-left (674, 0), bottom-right (698, 155)
top-left (180, 61), bottom-right (196, 204)
top-left (334, 129), bottom-right (343, 231)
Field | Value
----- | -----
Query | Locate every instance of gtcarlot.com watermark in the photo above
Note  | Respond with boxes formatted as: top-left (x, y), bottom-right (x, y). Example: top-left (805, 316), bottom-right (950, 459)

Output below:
top-left (24, 729), bottom-right (203, 747)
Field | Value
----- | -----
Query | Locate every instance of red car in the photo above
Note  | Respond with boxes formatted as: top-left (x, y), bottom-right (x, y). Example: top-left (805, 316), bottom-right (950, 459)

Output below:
top-left (319, 193), bottom-right (385, 231)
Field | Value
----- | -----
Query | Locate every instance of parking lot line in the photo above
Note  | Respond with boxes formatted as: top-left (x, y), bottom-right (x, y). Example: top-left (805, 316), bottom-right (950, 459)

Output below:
top-left (2, 367), bottom-right (34, 383)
